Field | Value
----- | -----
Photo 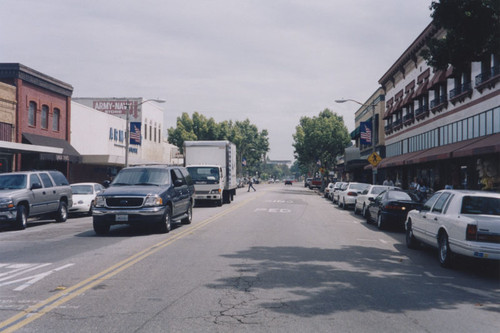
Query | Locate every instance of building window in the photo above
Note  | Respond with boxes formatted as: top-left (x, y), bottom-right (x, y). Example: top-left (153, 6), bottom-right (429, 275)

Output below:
top-left (144, 124), bottom-right (148, 141)
top-left (29, 101), bottom-right (36, 126)
top-left (52, 108), bottom-right (60, 131)
top-left (494, 107), bottom-right (500, 133)
top-left (154, 126), bottom-right (157, 142)
top-left (109, 128), bottom-right (114, 140)
top-left (41, 105), bottom-right (49, 129)
top-left (486, 110), bottom-right (493, 135)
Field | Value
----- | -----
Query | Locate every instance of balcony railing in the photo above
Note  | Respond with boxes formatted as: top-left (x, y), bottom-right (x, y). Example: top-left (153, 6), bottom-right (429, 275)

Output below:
top-left (449, 81), bottom-right (472, 99)
top-left (415, 104), bottom-right (429, 116)
top-left (430, 95), bottom-right (447, 109)
top-left (475, 65), bottom-right (500, 86)
top-left (403, 113), bottom-right (414, 123)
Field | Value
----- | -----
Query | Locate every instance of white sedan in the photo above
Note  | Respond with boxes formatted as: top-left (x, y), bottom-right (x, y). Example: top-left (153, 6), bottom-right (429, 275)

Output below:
top-left (337, 182), bottom-right (370, 210)
top-left (405, 189), bottom-right (500, 267)
top-left (354, 185), bottom-right (398, 217)
top-left (69, 182), bottom-right (105, 215)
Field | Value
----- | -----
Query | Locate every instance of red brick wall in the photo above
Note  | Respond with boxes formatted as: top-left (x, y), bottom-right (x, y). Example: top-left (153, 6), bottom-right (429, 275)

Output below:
top-left (17, 81), bottom-right (69, 143)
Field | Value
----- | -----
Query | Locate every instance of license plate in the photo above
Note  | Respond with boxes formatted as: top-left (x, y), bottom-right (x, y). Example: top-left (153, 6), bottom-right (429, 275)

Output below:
top-left (115, 214), bottom-right (128, 222)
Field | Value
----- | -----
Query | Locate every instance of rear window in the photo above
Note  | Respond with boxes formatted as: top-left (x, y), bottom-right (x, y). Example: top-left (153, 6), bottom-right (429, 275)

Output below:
top-left (350, 183), bottom-right (369, 191)
top-left (461, 196), bottom-right (500, 216)
top-left (48, 171), bottom-right (69, 186)
top-left (387, 191), bottom-right (412, 201)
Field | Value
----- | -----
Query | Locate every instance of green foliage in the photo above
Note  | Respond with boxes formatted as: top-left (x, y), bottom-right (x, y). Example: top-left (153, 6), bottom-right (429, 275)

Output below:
top-left (422, 0), bottom-right (500, 71)
top-left (167, 112), bottom-right (269, 176)
top-left (292, 109), bottom-right (350, 177)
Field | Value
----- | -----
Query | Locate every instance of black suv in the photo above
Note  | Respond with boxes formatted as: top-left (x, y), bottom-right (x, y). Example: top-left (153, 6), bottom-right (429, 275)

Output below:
top-left (92, 165), bottom-right (195, 234)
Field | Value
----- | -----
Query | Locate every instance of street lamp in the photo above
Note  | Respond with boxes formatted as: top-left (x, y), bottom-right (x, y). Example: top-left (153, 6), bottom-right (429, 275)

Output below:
top-left (124, 98), bottom-right (166, 167)
top-left (335, 98), bottom-right (377, 184)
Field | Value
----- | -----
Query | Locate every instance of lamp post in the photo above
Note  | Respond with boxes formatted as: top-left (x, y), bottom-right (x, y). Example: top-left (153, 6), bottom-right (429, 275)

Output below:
top-left (335, 98), bottom-right (377, 184)
top-left (124, 98), bottom-right (166, 167)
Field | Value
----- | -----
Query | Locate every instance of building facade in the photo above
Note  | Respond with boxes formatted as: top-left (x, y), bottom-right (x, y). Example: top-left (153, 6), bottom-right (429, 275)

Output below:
top-left (73, 97), bottom-right (165, 166)
top-left (378, 23), bottom-right (500, 192)
top-left (0, 63), bottom-right (79, 177)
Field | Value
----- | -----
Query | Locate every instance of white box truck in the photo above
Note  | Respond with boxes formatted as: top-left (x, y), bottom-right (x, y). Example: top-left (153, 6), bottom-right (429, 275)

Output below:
top-left (184, 140), bottom-right (237, 206)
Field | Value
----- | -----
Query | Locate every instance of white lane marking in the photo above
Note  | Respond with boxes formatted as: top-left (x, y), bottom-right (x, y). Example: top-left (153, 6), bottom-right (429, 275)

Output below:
top-left (424, 271), bottom-right (454, 279)
top-left (0, 263), bottom-right (74, 291)
top-left (254, 208), bottom-right (291, 213)
top-left (379, 239), bottom-right (388, 244)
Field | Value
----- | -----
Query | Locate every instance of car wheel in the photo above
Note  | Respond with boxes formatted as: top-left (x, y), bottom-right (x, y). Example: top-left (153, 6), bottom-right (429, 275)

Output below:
top-left (158, 206), bottom-right (172, 233)
top-left (55, 201), bottom-right (68, 222)
top-left (353, 204), bottom-right (358, 214)
top-left (93, 218), bottom-right (110, 235)
top-left (182, 203), bottom-right (192, 224)
top-left (15, 205), bottom-right (28, 230)
top-left (217, 197), bottom-right (223, 207)
top-left (88, 205), bottom-right (93, 216)
top-left (438, 232), bottom-right (453, 268)
top-left (343, 199), bottom-right (347, 210)
top-left (406, 219), bottom-right (419, 249)
top-left (377, 213), bottom-right (385, 230)
top-left (362, 204), bottom-right (368, 218)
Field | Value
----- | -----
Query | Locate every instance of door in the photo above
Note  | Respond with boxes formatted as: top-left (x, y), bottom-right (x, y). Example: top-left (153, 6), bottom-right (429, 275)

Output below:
top-left (29, 174), bottom-right (48, 216)
top-left (38, 172), bottom-right (58, 213)
top-left (170, 169), bottom-right (185, 216)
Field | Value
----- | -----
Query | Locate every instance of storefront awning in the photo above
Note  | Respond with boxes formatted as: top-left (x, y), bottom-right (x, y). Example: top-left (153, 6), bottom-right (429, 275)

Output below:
top-left (377, 150), bottom-right (426, 169)
top-left (0, 140), bottom-right (63, 154)
top-left (452, 133), bottom-right (500, 158)
top-left (22, 133), bottom-right (81, 162)
top-left (350, 126), bottom-right (360, 140)
top-left (405, 137), bottom-right (484, 165)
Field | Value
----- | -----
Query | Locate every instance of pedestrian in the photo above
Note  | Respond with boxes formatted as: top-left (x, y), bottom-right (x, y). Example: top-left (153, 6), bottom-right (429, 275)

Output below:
top-left (383, 176), bottom-right (394, 186)
top-left (418, 180), bottom-right (428, 202)
top-left (409, 177), bottom-right (419, 192)
top-left (247, 178), bottom-right (256, 192)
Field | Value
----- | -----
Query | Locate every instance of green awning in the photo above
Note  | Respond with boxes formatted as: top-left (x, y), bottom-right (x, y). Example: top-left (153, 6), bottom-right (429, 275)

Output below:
top-left (350, 126), bottom-right (360, 140)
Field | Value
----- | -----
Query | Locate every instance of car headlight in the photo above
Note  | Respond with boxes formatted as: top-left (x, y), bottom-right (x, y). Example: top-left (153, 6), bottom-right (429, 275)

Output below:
top-left (0, 198), bottom-right (14, 209)
top-left (144, 195), bottom-right (163, 206)
top-left (210, 189), bottom-right (221, 194)
top-left (94, 196), bottom-right (106, 207)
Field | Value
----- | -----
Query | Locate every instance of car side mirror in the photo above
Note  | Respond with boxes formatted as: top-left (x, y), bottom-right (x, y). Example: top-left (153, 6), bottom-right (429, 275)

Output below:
top-left (368, 197), bottom-right (374, 202)
top-left (31, 183), bottom-right (42, 190)
top-left (174, 179), bottom-right (184, 187)
top-left (102, 180), bottom-right (111, 188)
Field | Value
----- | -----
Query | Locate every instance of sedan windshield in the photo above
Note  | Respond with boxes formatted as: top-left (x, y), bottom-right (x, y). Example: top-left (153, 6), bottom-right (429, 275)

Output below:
top-left (112, 168), bottom-right (170, 186)
top-left (461, 196), bottom-right (500, 216)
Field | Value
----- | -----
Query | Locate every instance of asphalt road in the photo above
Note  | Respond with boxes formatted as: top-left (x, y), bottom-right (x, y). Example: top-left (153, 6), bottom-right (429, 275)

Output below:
top-left (0, 183), bottom-right (499, 333)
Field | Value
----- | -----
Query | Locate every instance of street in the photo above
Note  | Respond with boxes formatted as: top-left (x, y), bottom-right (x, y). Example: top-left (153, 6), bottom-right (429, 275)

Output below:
top-left (0, 183), bottom-right (499, 333)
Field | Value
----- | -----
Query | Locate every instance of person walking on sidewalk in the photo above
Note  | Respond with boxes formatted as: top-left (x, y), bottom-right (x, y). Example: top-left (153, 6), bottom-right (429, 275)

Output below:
top-left (247, 178), bottom-right (256, 192)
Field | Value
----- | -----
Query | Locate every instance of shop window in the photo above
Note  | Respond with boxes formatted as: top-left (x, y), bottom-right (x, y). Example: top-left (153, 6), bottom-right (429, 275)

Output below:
top-left (480, 113), bottom-right (486, 136)
top-left (473, 114), bottom-right (480, 138)
top-left (29, 101), bottom-right (36, 126)
top-left (494, 107), bottom-right (500, 133)
top-left (52, 108), bottom-right (60, 131)
top-left (41, 105), bottom-right (49, 129)
top-left (486, 110), bottom-right (493, 135)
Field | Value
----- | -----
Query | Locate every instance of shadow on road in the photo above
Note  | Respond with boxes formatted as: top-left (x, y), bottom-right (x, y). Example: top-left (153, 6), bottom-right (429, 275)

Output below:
top-left (206, 245), bottom-right (500, 318)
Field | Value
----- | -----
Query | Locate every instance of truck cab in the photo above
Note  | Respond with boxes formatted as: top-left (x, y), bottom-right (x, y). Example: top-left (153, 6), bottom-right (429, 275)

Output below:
top-left (186, 165), bottom-right (225, 206)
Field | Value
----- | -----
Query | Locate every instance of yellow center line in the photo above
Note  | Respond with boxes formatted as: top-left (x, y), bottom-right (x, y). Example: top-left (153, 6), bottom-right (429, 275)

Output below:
top-left (0, 190), bottom-right (267, 333)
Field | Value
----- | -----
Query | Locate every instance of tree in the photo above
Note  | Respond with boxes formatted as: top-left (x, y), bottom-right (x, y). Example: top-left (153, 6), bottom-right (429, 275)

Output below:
top-left (292, 109), bottom-right (350, 182)
top-left (421, 0), bottom-right (500, 72)
top-left (167, 113), bottom-right (269, 176)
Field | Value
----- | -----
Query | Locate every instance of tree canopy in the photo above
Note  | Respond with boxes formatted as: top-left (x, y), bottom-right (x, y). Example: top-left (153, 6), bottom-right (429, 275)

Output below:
top-left (421, 0), bottom-right (500, 72)
top-left (292, 109), bottom-right (350, 178)
top-left (167, 112), bottom-right (269, 176)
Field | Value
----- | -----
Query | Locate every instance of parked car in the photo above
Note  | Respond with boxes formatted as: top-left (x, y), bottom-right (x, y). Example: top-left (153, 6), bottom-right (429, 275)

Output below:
top-left (405, 190), bottom-right (500, 267)
top-left (324, 182), bottom-right (335, 198)
top-left (354, 185), bottom-right (399, 217)
top-left (337, 182), bottom-right (370, 210)
top-left (284, 179), bottom-right (293, 185)
top-left (0, 170), bottom-right (72, 230)
top-left (366, 189), bottom-right (421, 230)
top-left (92, 165), bottom-right (195, 235)
top-left (331, 182), bottom-right (347, 203)
top-left (304, 178), bottom-right (312, 188)
top-left (69, 182), bottom-right (105, 216)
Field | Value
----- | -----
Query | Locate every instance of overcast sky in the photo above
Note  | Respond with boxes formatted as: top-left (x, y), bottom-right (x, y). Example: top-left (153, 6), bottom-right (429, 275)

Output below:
top-left (1, 0), bottom-right (432, 160)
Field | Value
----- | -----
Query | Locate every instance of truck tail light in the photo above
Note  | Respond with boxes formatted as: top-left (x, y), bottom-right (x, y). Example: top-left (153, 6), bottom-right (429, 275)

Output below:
top-left (347, 191), bottom-right (357, 196)
top-left (466, 224), bottom-right (477, 241)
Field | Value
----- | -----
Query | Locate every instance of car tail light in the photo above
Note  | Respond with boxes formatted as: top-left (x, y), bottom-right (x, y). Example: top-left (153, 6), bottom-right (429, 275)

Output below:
top-left (466, 224), bottom-right (477, 241)
top-left (385, 204), bottom-right (406, 211)
top-left (347, 191), bottom-right (358, 196)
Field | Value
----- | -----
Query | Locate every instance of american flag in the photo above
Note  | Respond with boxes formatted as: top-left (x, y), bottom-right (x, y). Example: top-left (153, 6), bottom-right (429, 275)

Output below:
top-left (130, 122), bottom-right (141, 145)
top-left (360, 121), bottom-right (372, 145)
